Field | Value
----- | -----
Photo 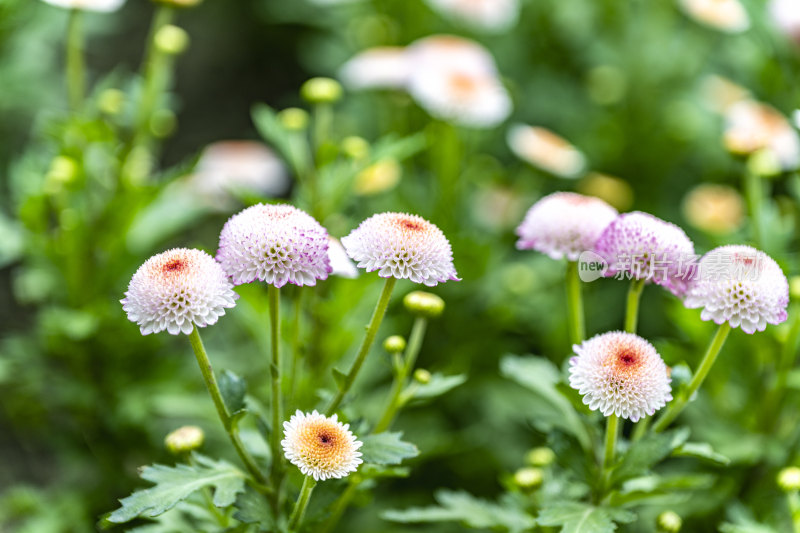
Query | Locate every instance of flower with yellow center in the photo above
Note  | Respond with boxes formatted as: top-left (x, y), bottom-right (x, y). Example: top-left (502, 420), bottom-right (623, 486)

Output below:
top-left (282, 410), bottom-right (363, 481)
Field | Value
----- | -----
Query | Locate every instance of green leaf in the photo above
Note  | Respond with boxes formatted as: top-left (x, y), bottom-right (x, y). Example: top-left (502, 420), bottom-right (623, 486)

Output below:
top-left (410, 374), bottom-right (467, 401)
top-left (610, 473), bottom-right (715, 507)
top-left (537, 502), bottom-right (634, 533)
top-left (251, 103), bottom-right (309, 177)
top-left (673, 441), bottom-right (731, 466)
top-left (331, 368), bottom-right (348, 390)
top-left (233, 486), bottom-right (276, 529)
top-left (360, 432), bottom-right (419, 465)
top-left (107, 454), bottom-right (245, 524)
top-left (610, 428), bottom-right (690, 485)
top-left (219, 370), bottom-right (246, 414)
top-left (500, 355), bottom-right (591, 450)
top-left (383, 490), bottom-right (535, 533)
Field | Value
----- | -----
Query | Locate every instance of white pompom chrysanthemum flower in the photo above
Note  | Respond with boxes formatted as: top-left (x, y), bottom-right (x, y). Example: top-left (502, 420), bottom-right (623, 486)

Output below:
top-left (122, 248), bottom-right (238, 336)
top-left (41, 0), bottom-right (125, 11)
top-left (595, 211), bottom-right (696, 297)
top-left (683, 245), bottom-right (789, 334)
top-left (424, 0), bottom-right (520, 32)
top-left (516, 192), bottom-right (618, 261)
top-left (282, 410), bottom-right (363, 481)
top-left (217, 204), bottom-right (331, 287)
top-left (342, 212), bottom-right (460, 286)
top-left (507, 124), bottom-right (587, 178)
top-left (569, 331), bottom-right (672, 422)
top-left (679, 0), bottom-right (750, 33)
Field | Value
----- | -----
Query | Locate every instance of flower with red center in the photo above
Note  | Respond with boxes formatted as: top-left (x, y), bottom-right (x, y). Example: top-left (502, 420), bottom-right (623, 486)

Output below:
top-left (507, 124), bottom-right (587, 178)
top-left (569, 331), bottom-right (672, 422)
top-left (683, 245), bottom-right (789, 334)
top-left (594, 211), bottom-right (696, 297)
top-left (122, 248), bottom-right (238, 335)
top-left (516, 192), bottom-right (618, 260)
top-left (216, 204), bottom-right (331, 287)
top-left (341, 212), bottom-right (460, 286)
top-left (281, 410), bottom-right (363, 481)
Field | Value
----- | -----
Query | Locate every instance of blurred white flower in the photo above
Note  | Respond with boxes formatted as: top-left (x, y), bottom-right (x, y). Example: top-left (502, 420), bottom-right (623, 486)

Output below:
top-left (424, 0), bottom-right (520, 32)
top-left (186, 141), bottom-right (289, 211)
top-left (339, 47), bottom-right (411, 90)
top-left (327, 237), bottom-right (359, 279)
top-left (679, 0), bottom-right (750, 33)
top-left (723, 100), bottom-right (800, 170)
top-left (406, 35), bottom-right (498, 77)
top-left (40, 0), bottom-right (125, 11)
top-left (682, 184), bottom-right (744, 235)
top-left (769, 0), bottom-right (800, 44)
top-left (507, 124), bottom-right (586, 178)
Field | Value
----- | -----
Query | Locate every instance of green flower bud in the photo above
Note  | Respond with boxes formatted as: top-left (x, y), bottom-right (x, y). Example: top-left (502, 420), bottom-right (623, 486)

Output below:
top-left (165, 425), bottom-right (205, 455)
top-left (403, 291), bottom-right (445, 319)
top-left (525, 447), bottom-right (556, 467)
top-left (150, 109), bottom-right (177, 138)
top-left (513, 467), bottom-right (543, 490)
top-left (47, 156), bottom-right (79, 186)
top-left (301, 77), bottom-right (343, 104)
top-left (98, 88), bottom-right (125, 115)
top-left (155, 25), bottom-right (190, 55)
top-left (342, 136), bottom-right (370, 160)
top-left (747, 149), bottom-right (781, 178)
top-left (778, 466), bottom-right (800, 492)
top-left (278, 107), bottom-right (310, 132)
top-left (413, 368), bottom-right (431, 384)
top-left (384, 335), bottom-right (406, 354)
top-left (656, 511), bottom-right (682, 533)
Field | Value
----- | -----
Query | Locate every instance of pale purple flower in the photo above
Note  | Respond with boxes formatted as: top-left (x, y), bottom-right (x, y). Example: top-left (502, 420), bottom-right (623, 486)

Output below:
top-left (342, 212), bottom-right (460, 286)
top-left (569, 331), bottom-right (672, 422)
top-left (595, 211), bottom-right (696, 297)
top-left (516, 192), bottom-right (618, 261)
top-left (216, 204), bottom-right (331, 287)
top-left (684, 245), bottom-right (789, 334)
top-left (122, 248), bottom-right (237, 336)
top-left (282, 410), bottom-right (363, 481)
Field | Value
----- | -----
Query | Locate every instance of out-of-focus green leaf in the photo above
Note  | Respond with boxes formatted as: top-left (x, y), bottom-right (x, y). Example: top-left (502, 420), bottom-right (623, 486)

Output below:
top-left (359, 432), bottom-right (419, 465)
top-left (673, 441), bottom-right (731, 466)
top-left (219, 369), bottom-right (246, 414)
top-left (233, 486), bottom-right (276, 530)
top-left (610, 428), bottom-right (689, 485)
top-left (537, 502), bottom-right (634, 533)
top-left (410, 373), bottom-right (467, 401)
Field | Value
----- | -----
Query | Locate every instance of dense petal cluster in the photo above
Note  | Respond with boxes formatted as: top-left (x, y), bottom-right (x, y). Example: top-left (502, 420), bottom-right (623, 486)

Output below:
top-left (515, 192), bottom-right (618, 261)
top-left (683, 245), bottom-right (789, 334)
top-left (595, 211), bottom-right (695, 296)
top-left (679, 0), bottom-right (750, 33)
top-left (569, 331), bottom-right (672, 422)
top-left (216, 204), bottom-right (331, 287)
top-left (342, 212), bottom-right (459, 286)
top-left (424, 0), bottom-right (520, 32)
top-left (122, 248), bottom-right (237, 335)
top-left (507, 124), bottom-right (586, 178)
top-left (282, 410), bottom-right (363, 481)
top-left (40, 0), bottom-right (125, 11)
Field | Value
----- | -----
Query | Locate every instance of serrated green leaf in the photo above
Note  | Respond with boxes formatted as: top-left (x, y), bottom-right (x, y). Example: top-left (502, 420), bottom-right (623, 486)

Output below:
top-left (500, 355), bottom-right (591, 450)
top-left (610, 428), bottom-right (690, 486)
top-left (383, 489), bottom-right (535, 533)
top-left (673, 441), bottom-right (731, 466)
top-left (410, 374), bottom-right (467, 401)
top-left (219, 370), bottom-right (246, 414)
top-left (537, 502), bottom-right (634, 533)
top-left (107, 454), bottom-right (245, 524)
top-left (360, 432), bottom-right (419, 465)
top-left (233, 486), bottom-right (275, 529)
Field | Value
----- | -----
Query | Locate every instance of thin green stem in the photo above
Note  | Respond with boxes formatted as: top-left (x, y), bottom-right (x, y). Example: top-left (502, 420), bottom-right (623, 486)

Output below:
top-left (268, 285), bottom-right (282, 480)
top-left (745, 169), bottom-right (763, 249)
top-left (374, 317), bottom-right (428, 433)
top-left (135, 5), bottom-right (174, 144)
top-left (188, 327), bottom-right (268, 485)
top-left (288, 476), bottom-right (317, 532)
top-left (653, 322), bottom-right (731, 433)
top-left (600, 415), bottom-right (620, 495)
top-left (66, 9), bottom-right (85, 112)
top-left (789, 491), bottom-right (800, 533)
top-left (288, 288), bottom-right (305, 407)
top-left (625, 279), bottom-right (645, 333)
top-left (566, 261), bottom-right (585, 346)
top-left (326, 277), bottom-right (397, 415)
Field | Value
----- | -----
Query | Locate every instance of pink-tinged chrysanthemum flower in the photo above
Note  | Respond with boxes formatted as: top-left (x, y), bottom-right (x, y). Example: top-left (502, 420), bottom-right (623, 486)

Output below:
top-left (723, 100), bottom-right (800, 170)
top-left (339, 47), bottom-right (411, 90)
top-left (328, 237), bottom-right (359, 279)
top-left (342, 213), bottom-right (460, 286)
top-left (507, 124), bottom-right (587, 178)
top-left (122, 248), bottom-right (237, 335)
top-left (424, 0), bottom-right (520, 32)
top-left (216, 204), bottom-right (331, 287)
top-left (683, 245), bottom-right (789, 334)
top-left (41, 0), bottom-right (125, 10)
top-left (516, 192), bottom-right (618, 261)
top-left (405, 35), bottom-right (498, 78)
top-left (569, 331), bottom-right (672, 422)
top-left (595, 212), bottom-right (696, 297)
top-left (770, 0), bottom-right (800, 44)
top-left (679, 0), bottom-right (750, 33)
top-left (282, 410), bottom-right (363, 481)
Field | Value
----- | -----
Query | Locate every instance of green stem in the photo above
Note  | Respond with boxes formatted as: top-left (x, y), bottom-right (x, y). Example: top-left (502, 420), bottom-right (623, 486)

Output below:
top-left (374, 317), bottom-right (428, 433)
top-left (653, 322), bottom-right (731, 433)
top-left (66, 9), bottom-right (85, 112)
top-left (566, 261), bottom-right (585, 345)
top-left (188, 327), bottom-right (268, 485)
top-left (319, 479), bottom-right (359, 533)
top-left (326, 277), bottom-right (397, 415)
top-left (600, 415), bottom-right (620, 494)
top-left (135, 5), bottom-right (174, 144)
top-left (268, 285), bottom-right (282, 480)
top-left (745, 169), bottom-right (763, 249)
top-left (789, 491), bottom-right (800, 533)
top-left (288, 476), bottom-right (317, 532)
top-left (288, 288), bottom-right (305, 407)
top-left (625, 279), bottom-right (645, 333)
